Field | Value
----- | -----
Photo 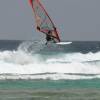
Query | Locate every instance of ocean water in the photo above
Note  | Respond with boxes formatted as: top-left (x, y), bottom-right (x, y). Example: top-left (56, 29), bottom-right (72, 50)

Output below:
top-left (0, 40), bottom-right (100, 100)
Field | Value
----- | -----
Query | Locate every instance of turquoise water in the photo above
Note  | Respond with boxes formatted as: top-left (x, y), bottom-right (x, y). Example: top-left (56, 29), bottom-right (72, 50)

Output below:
top-left (0, 79), bottom-right (100, 100)
top-left (0, 79), bottom-right (100, 89)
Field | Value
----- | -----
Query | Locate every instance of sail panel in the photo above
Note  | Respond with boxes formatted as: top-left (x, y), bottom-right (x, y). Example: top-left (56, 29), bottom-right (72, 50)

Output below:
top-left (29, 0), bottom-right (60, 42)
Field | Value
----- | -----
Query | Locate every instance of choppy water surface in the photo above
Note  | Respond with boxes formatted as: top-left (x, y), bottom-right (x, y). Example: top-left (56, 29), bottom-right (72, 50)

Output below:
top-left (0, 40), bottom-right (100, 99)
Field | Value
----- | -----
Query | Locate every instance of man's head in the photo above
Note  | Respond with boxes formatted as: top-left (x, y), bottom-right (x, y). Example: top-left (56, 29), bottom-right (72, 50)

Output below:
top-left (37, 26), bottom-right (40, 31)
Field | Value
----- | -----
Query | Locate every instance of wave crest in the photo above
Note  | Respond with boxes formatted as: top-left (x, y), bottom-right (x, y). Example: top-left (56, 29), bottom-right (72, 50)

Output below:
top-left (0, 41), bottom-right (100, 80)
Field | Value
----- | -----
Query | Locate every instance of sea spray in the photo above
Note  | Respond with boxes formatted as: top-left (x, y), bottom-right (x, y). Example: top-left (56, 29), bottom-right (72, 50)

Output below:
top-left (0, 41), bottom-right (100, 80)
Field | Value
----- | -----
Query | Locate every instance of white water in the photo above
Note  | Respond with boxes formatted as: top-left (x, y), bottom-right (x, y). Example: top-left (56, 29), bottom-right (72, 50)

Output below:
top-left (0, 42), bottom-right (100, 80)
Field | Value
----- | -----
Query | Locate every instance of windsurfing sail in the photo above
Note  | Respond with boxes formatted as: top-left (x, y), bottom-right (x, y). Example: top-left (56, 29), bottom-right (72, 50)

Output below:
top-left (29, 0), bottom-right (60, 43)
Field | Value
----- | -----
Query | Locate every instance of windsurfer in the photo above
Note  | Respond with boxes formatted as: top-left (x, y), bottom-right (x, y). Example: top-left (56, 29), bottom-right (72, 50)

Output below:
top-left (45, 30), bottom-right (55, 45)
top-left (29, 0), bottom-right (60, 44)
top-left (37, 26), bottom-right (55, 44)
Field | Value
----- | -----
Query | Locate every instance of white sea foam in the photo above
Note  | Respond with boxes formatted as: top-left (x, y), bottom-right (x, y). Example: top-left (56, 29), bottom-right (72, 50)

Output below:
top-left (0, 42), bottom-right (100, 80)
top-left (0, 60), bottom-right (100, 75)
top-left (47, 52), bottom-right (100, 63)
top-left (0, 74), bottom-right (100, 80)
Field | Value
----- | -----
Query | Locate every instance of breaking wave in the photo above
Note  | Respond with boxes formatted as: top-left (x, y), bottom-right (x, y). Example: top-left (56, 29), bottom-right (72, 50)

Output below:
top-left (0, 41), bottom-right (100, 80)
